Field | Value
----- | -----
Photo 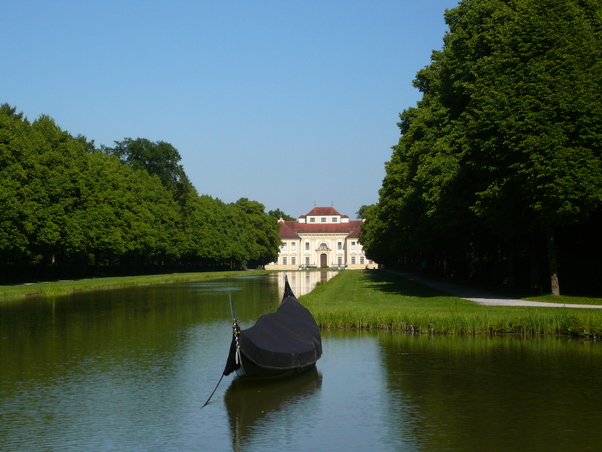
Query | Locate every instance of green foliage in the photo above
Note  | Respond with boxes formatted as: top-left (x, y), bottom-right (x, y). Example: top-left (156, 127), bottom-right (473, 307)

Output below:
top-left (268, 208), bottom-right (295, 221)
top-left (442, 0), bottom-right (602, 230)
top-left (102, 137), bottom-right (196, 205)
top-left (0, 104), bottom-right (33, 254)
top-left (234, 198), bottom-right (282, 266)
top-left (0, 104), bottom-right (281, 282)
top-left (363, 0), bottom-right (602, 294)
top-left (355, 204), bottom-right (372, 220)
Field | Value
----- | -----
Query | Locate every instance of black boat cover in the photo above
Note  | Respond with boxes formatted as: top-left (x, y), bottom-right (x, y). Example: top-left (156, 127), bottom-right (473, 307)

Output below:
top-left (223, 281), bottom-right (322, 375)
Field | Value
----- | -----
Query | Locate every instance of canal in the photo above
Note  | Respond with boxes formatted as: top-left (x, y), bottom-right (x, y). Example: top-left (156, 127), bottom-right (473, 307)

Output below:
top-left (1, 272), bottom-right (601, 451)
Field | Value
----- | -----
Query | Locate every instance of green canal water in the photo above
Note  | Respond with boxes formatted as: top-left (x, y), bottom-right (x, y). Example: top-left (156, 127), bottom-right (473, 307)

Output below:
top-left (1, 272), bottom-right (601, 451)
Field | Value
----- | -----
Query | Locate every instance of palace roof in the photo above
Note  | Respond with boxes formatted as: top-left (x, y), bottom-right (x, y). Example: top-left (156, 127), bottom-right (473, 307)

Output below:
top-left (278, 220), bottom-right (363, 237)
top-left (302, 206), bottom-right (343, 217)
top-left (278, 221), bottom-right (300, 239)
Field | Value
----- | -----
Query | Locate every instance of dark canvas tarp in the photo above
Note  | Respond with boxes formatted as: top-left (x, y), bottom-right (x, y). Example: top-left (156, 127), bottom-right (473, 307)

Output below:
top-left (239, 296), bottom-right (322, 369)
top-left (223, 283), bottom-right (322, 375)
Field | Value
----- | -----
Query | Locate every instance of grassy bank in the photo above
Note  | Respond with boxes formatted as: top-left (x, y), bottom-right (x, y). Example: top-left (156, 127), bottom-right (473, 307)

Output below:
top-left (300, 270), bottom-right (602, 338)
top-left (0, 270), bottom-right (266, 301)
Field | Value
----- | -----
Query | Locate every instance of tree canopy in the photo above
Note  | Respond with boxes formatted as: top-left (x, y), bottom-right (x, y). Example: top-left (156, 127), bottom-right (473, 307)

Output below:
top-left (268, 208), bottom-right (295, 221)
top-left (0, 105), bottom-right (281, 283)
top-left (361, 0), bottom-right (602, 295)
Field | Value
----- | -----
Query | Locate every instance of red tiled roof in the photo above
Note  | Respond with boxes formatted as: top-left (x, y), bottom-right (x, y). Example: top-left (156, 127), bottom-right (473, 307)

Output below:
top-left (278, 220), bottom-right (363, 237)
top-left (305, 206), bottom-right (342, 217)
top-left (279, 221), bottom-right (299, 239)
top-left (347, 226), bottom-right (361, 238)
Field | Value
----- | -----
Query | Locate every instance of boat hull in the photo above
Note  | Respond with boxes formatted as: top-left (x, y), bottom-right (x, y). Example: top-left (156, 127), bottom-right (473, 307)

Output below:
top-left (236, 353), bottom-right (317, 379)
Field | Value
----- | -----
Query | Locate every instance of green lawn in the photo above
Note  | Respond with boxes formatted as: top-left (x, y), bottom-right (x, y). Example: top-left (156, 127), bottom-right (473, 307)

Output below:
top-left (4, 269), bottom-right (601, 338)
top-left (526, 294), bottom-right (602, 305)
top-left (0, 270), bottom-right (265, 301)
top-left (300, 270), bottom-right (602, 338)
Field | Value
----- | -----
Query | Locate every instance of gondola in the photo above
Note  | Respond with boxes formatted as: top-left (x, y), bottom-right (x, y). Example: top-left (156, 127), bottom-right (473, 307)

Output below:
top-left (222, 276), bottom-right (322, 379)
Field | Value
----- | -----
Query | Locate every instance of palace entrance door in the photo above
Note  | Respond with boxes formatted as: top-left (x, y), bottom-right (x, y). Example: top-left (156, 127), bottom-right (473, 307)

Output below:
top-left (320, 253), bottom-right (327, 267)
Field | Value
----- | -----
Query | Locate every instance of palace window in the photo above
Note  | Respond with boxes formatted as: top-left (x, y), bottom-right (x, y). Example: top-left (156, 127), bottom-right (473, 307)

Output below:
top-left (310, 217), bottom-right (316, 223)
top-left (319, 243), bottom-right (328, 250)
top-left (360, 257), bottom-right (365, 265)
top-left (291, 257), bottom-right (296, 265)
top-left (283, 257), bottom-right (287, 265)
top-left (338, 257), bottom-right (342, 265)
top-left (332, 217), bottom-right (338, 222)
top-left (337, 242), bottom-right (342, 250)
top-left (305, 242), bottom-right (310, 250)
top-left (305, 257), bottom-right (310, 265)
top-left (321, 217), bottom-right (326, 222)
top-left (351, 257), bottom-right (356, 264)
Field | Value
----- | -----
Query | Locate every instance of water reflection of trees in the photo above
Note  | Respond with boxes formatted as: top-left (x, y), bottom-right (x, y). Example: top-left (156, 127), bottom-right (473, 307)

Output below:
top-left (377, 333), bottom-right (602, 451)
top-left (0, 276), bottom-right (280, 383)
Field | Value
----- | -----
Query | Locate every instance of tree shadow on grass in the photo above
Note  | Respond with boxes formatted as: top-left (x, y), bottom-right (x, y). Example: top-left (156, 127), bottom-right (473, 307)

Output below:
top-left (361, 270), bottom-right (450, 299)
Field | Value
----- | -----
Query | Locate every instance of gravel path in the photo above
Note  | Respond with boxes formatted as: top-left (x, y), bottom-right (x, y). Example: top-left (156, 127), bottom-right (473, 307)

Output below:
top-left (395, 271), bottom-right (602, 309)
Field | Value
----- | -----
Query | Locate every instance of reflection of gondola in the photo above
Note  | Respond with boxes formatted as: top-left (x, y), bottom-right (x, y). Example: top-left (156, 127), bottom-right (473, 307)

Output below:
top-left (223, 276), bottom-right (322, 378)
top-left (225, 367), bottom-right (323, 450)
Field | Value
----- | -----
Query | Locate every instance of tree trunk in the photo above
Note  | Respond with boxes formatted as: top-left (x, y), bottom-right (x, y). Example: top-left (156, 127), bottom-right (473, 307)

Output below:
top-left (507, 238), bottom-right (515, 288)
top-left (546, 227), bottom-right (560, 296)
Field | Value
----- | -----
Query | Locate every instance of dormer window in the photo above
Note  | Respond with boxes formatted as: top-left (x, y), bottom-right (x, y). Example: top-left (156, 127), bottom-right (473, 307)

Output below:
top-left (332, 217), bottom-right (338, 222)
top-left (321, 217), bottom-right (326, 222)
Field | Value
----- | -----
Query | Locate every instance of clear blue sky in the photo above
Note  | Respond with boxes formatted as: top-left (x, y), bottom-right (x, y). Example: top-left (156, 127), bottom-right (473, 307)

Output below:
top-left (2, 0), bottom-right (459, 219)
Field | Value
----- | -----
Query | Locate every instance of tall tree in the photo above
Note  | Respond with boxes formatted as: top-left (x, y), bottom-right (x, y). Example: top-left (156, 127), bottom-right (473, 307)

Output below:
top-left (442, 0), bottom-right (602, 295)
top-left (179, 194), bottom-right (232, 264)
top-left (27, 115), bottom-right (91, 259)
top-left (234, 198), bottom-right (282, 267)
top-left (0, 104), bottom-right (34, 257)
top-left (364, 0), bottom-right (602, 295)
top-left (102, 137), bottom-right (193, 201)
top-left (78, 152), bottom-right (181, 266)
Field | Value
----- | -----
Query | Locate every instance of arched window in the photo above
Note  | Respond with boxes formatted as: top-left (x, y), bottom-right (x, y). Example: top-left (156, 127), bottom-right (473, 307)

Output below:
top-left (319, 243), bottom-right (328, 250)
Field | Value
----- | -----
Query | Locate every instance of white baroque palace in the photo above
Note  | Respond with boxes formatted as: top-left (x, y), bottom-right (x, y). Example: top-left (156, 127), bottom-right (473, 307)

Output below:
top-left (265, 207), bottom-right (378, 270)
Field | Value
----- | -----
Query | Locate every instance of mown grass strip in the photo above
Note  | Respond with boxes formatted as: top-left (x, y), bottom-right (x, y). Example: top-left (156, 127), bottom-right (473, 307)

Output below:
top-left (526, 293), bottom-right (602, 305)
top-left (300, 270), bottom-right (602, 338)
top-left (0, 270), bottom-right (265, 301)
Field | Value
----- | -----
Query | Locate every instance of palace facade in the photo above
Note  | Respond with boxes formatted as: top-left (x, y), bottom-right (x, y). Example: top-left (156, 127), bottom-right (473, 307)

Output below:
top-left (265, 207), bottom-right (378, 270)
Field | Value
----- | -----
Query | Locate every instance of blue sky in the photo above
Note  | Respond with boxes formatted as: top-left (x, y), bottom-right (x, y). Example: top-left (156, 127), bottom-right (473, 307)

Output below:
top-left (2, 0), bottom-right (459, 219)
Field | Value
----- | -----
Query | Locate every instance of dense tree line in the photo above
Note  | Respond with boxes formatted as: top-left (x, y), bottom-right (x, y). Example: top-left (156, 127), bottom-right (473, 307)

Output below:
top-left (0, 104), bottom-right (281, 283)
top-left (361, 0), bottom-right (602, 296)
